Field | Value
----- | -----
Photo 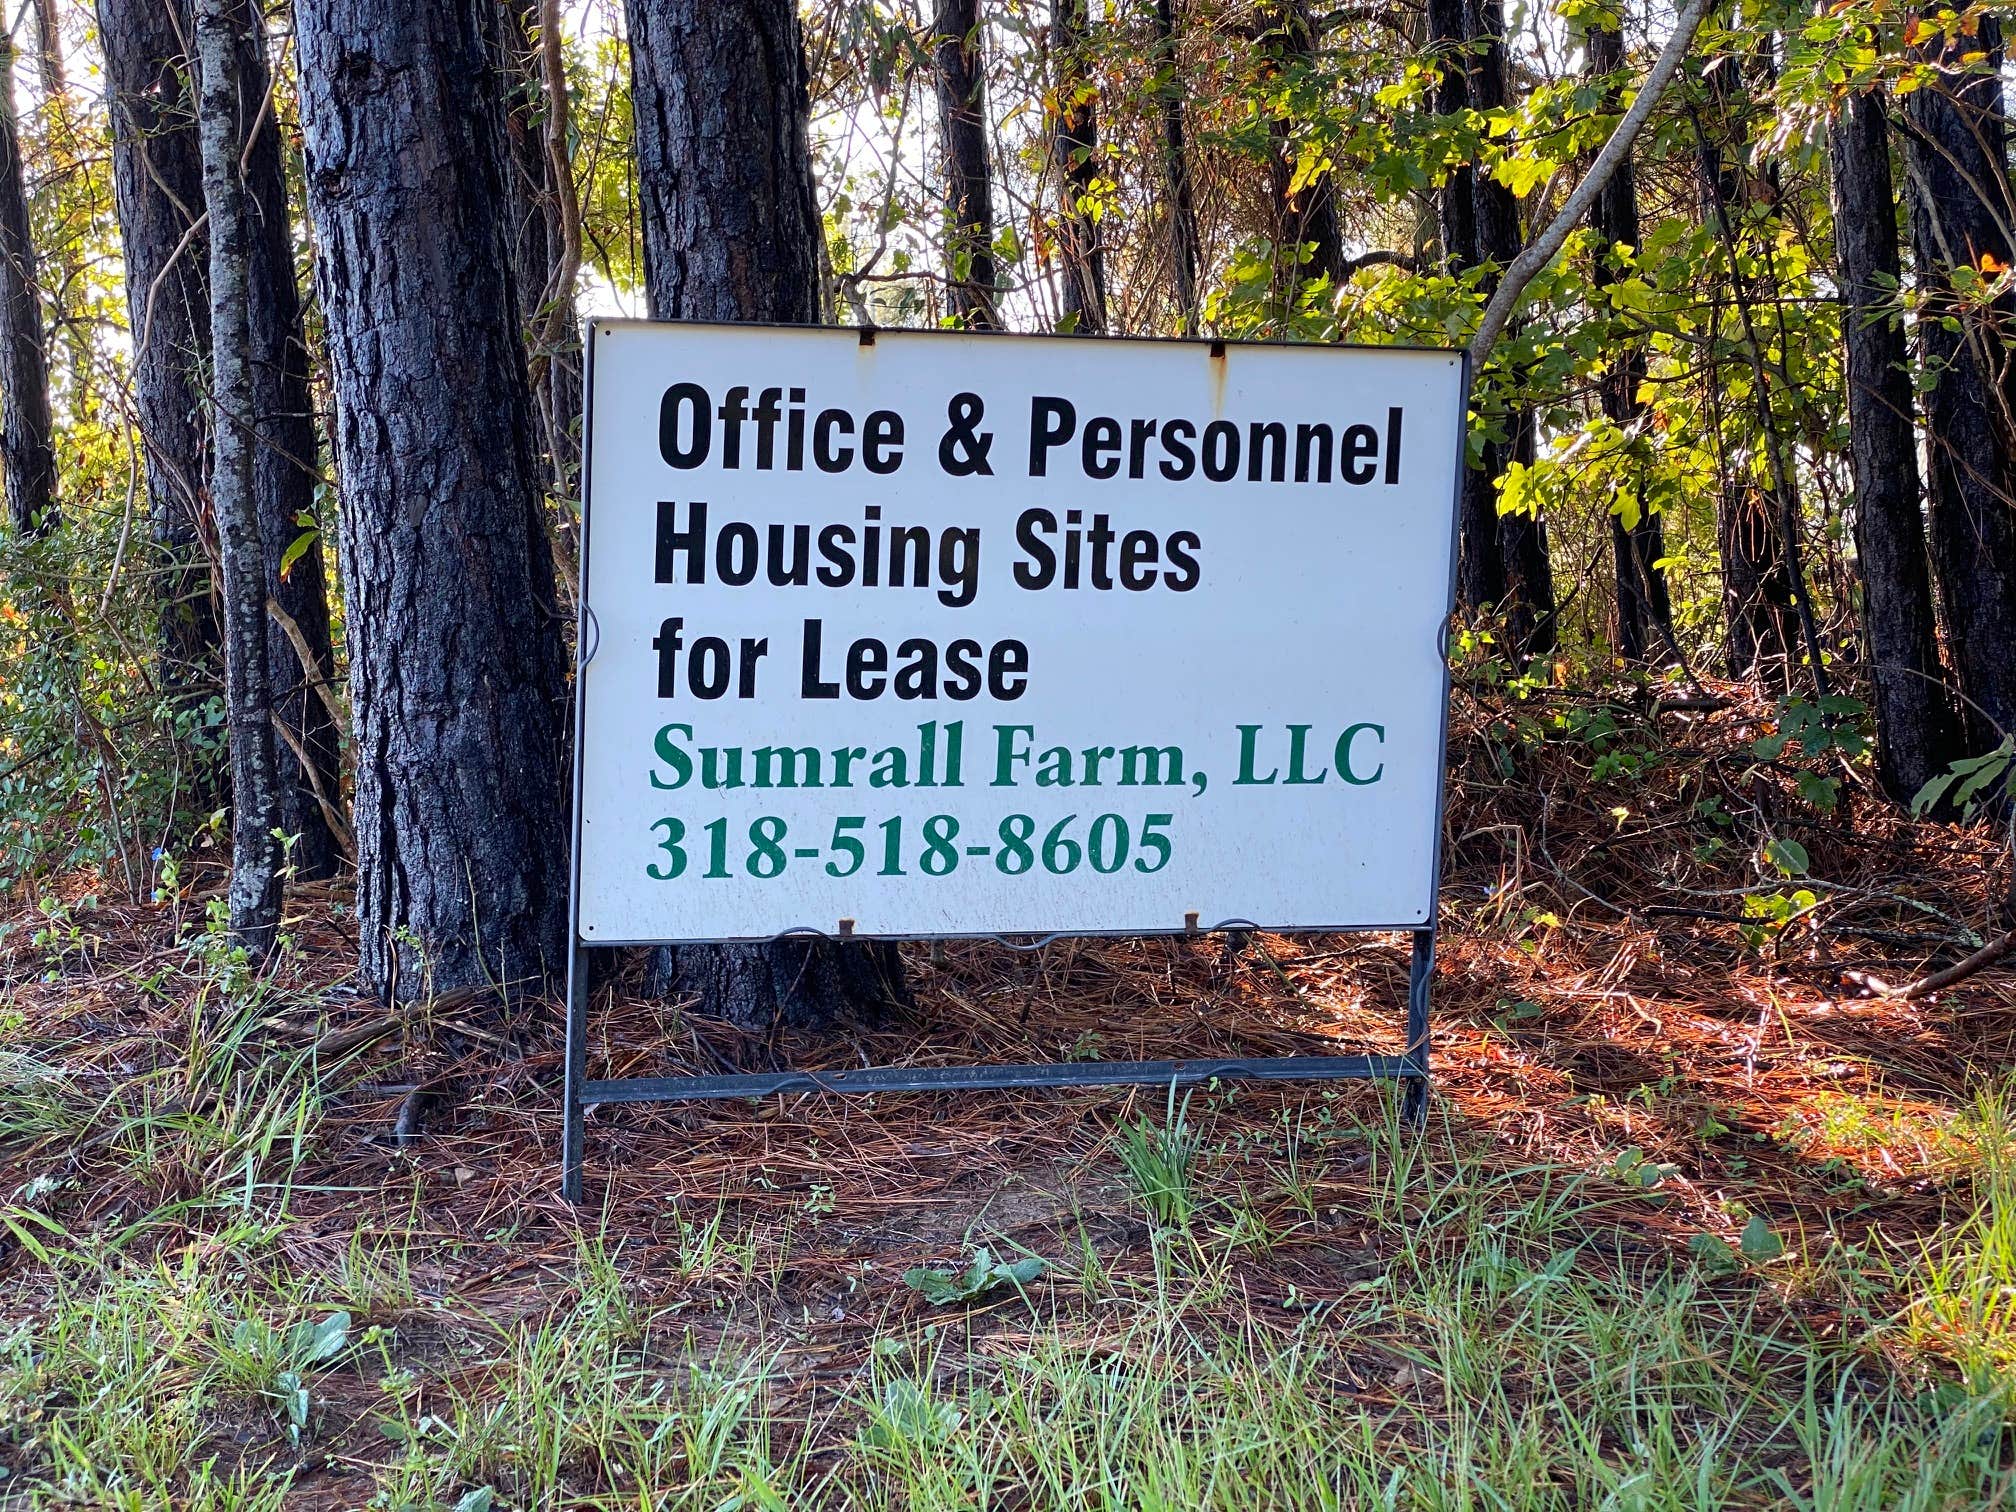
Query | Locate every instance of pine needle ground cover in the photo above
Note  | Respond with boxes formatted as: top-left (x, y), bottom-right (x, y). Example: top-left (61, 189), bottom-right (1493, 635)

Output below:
top-left (3, 687), bottom-right (2015, 1509)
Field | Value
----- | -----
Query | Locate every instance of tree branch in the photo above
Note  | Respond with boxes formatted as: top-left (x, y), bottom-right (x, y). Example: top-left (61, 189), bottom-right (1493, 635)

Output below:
top-left (1339, 248), bottom-right (1418, 276)
top-left (1882, 926), bottom-right (2016, 1001)
top-left (1467, 0), bottom-right (1711, 371)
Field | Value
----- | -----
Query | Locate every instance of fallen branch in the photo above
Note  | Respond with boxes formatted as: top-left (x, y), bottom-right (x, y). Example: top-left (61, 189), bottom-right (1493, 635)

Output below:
top-left (1858, 927), bottom-right (2016, 1002)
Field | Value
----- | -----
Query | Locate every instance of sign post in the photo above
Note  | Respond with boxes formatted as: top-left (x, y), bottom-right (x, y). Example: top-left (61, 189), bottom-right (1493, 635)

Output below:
top-left (562, 321), bottom-right (1466, 1201)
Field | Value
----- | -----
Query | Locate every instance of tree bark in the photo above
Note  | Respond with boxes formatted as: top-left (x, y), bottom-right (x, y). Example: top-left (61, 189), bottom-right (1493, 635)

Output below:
top-left (1829, 83), bottom-right (1959, 801)
top-left (1586, 17), bottom-right (1673, 664)
top-left (1149, 0), bottom-right (1200, 333)
top-left (296, 0), bottom-right (569, 1003)
top-left (98, 0), bottom-right (216, 691)
top-left (0, 33), bottom-right (57, 539)
top-left (626, 0), bottom-right (907, 1031)
top-left (1903, 16), bottom-right (2016, 755)
top-left (236, 1), bottom-right (343, 878)
top-left (1049, 0), bottom-right (1106, 333)
top-left (196, 0), bottom-right (282, 953)
top-left (933, 0), bottom-right (998, 327)
top-left (628, 0), bottom-right (823, 326)
top-left (1467, 0), bottom-right (1553, 656)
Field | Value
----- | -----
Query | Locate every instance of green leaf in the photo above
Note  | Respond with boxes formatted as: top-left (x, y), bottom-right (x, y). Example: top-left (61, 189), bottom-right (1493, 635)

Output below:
top-left (902, 1248), bottom-right (1048, 1307)
top-left (277, 527), bottom-right (320, 583)
top-left (1688, 1232), bottom-right (1739, 1273)
top-left (1912, 771), bottom-right (1958, 816)
top-left (1739, 1215), bottom-right (1785, 1262)
top-left (0, 1206), bottom-right (66, 1265)
top-left (1794, 771), bottom-right (1839, 813)
top-left (287, 1311), bottom-right (352, 1366)
top-left (862, 1379), bottom-right (964, 1449)
top-left (1908, 739), bottom-right (2016, 816)
top-left (1764, 838), bottom-right (1809, 877)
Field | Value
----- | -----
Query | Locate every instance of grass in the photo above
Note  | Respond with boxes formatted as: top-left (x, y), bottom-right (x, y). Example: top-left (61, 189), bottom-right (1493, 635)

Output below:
top-left (1115, 1085), bottom-right (1203, 1228)
top-left (5, 1082), bottom-right (2016, 1508)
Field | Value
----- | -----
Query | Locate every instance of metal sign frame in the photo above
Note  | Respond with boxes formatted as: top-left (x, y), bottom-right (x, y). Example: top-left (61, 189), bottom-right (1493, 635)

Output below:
top-left (560, 322), bottom-right (1466, 1203)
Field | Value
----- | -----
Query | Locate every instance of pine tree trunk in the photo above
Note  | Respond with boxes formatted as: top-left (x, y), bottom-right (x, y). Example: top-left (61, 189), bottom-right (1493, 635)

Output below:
top-left (196, 0), bottom-right (282, 954)
top-left (626, 0), bottom-right (907, 1031)
top-left (1830, 83), bottom-right (1958, 801)
top-left (97, 0), bottom-right (217, 693)
top-left (1049, 0), bottom-right (1106, 333)
top-left (0, 35), bottom-right (57, 539)
top-left (236, 2), bottom-right (343, 878)
top-left (1903, 17), bottom-right (2016, 755)
top-left (296, 0), bottom-right (569, 1003)
top-left (628, 0), bottom-right (824, 326)
top-left (1715, 483), bottom-right (1796, 682)
top-left (1587, 19), bottom-right (1672, 664)
top-left (1150, 0), bottom-right (1200, 333)
top-left (1467, 0), bottom-right (1553, 656)
top-left (933, 0), bottom-right (998, 326)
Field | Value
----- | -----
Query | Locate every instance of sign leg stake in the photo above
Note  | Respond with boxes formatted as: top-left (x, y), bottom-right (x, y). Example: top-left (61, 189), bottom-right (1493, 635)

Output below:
top-left (1403, 926), bottom-right (1434, 1129)
top-left (561, 939), bottom-right (589, 1203)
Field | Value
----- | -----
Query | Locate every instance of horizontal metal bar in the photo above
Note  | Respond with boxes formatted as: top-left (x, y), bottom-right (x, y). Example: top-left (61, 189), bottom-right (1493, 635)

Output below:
top-left (583, 1053), bottom-right (1419, 1105)
top-left (578, 921), bottom-right (1433, 948)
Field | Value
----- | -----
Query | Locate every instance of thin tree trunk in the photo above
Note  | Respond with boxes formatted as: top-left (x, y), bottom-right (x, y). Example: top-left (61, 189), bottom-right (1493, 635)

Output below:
top-left (1429, 0), bottom-right (1501, 614)
top-left (1903, 16), bottom-right (2016, 754)
top-left (196, 0), bottom-right (282, 953)
top-left (496, 0), bottom-right (584, 504)
top-left (1467, 0), bottom-right (1552, 656)
top-left (1263, 1), bottom-right (1343, 308)
top-left (1725, 40), bottom-right (1832, 703)
top-left (0, 33), bottom-right (57, 539)
top-left (99, 0), bottom-right (218, 702)
top-left (1150, 0), bottom-right (1200, 333)
top-left (626, 0), bottom-right (907, 1031)
top-left (296, 0), bottom-right (569, 1002)
top-left (236, 0), bottom-right (343, 877)
top-left (1049, 0), bottom-right (1105, 333)
top-left (1435, 0), bottom-right (1552, 651)
top-left (28, 0), bottom-right (63, 96)
top-left (1696, 57), bottom-right (1800, 684)
top-left (27, 0), bottom-right (83, 402)
top-left (1829, 82), bottom-right (1959, 800)
top-left (1587, 17), bottom-right (1672, 664)
top-left (933, 0), bottom-right (998, 326)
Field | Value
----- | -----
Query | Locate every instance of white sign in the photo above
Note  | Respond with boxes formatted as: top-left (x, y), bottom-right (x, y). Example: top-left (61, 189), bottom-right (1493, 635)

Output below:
top-left (573, 321), bottom-right (1465, 943)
